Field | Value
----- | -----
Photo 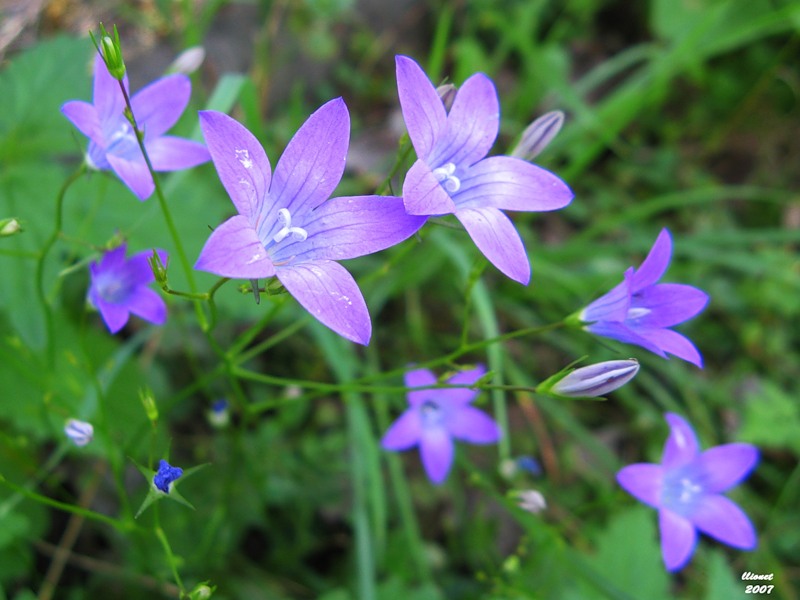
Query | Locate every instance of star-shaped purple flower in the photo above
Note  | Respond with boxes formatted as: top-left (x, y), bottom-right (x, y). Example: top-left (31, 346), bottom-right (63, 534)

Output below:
top-left (381, 366), bottom-right (501, 484)
top-left (395, 55), bottom-right (573, 284)
top-left (61, 54), bottom-right (210, 200)
top-left (617, 413), bottom-right (758, 572)
top-left (579, 229), bottom-right (709, 367)
top-left (88, 243), bottom-right (168, 333)
top-left (153, 459), bottom-right (183, 493)
top-left (194, 99), bottom-right (425, 345)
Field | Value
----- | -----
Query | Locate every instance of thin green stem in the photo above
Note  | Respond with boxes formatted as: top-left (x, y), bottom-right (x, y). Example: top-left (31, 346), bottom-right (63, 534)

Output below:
top-left (154, 521), bottom-right (186, 595)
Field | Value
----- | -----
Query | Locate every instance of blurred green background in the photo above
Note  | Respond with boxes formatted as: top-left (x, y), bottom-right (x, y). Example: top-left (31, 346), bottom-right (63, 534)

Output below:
top-left (1, 0), bottom-right (798, 598)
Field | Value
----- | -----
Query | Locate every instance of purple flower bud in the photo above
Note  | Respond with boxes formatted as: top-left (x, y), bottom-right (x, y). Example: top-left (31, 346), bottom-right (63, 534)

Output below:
top-left (510, 110), bottom-right (565, 161)
top-left (551, 359), bottom-right (639, 398)
top-left (208, 399), bottom-right (230, 428)
top-left (64, 419), bottom-right (94, 446)
top-left (153, 459), bottom-right (183, 493)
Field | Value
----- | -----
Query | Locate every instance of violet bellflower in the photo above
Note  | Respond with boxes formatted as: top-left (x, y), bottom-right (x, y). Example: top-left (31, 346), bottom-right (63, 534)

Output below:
top-left (381, 366), bottom-right (501, 484)
top-left (61, 54), bottom-right (210, 200)
top-left (395, 55), bottom-right (573, 284)
top-left (88, 244), bottom-right (168, 333)
top-left (153, 459), bottom-right (184, 493)
top-left (578, 229), bottom-right (709, 367)
top-left (194, 100), bottom-right (425, 345)
top-left (617, 413), bottom-right (758, 572)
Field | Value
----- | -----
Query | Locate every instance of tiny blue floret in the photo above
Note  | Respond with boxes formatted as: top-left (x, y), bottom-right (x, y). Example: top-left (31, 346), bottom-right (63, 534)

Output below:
top-left (153, 459), bottom-right (183, 493)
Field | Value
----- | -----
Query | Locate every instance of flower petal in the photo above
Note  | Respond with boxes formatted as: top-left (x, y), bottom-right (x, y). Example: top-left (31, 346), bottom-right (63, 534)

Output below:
top-left (276, 260), bottom-right (370, 345)
top-left (125, 287), bottom-right (167, 326)
top-left (635, 328), bottom-right (704, 368)
top-left (631, 283), bottom-right (709, 329)
top-left (662, 413), bottom-right (700, 469)
top-left (455, 207), bottom-right (530, 284)
top-left (617, 463), bottom-right (664, 508)
top-left (395, 55), bottom-right (447, 160)
top-left (146, 137), bottom-right (211, 171)
top-left (694, 444), bottom-right (759, 493)
top-left (402, 159), bottom-right (458, 216)
top-left (61, 100), bottom-right (102, 144)
top-left (431, 72), bottom-right (498, 168)
top-left (584, 319), bottom-right (667, 357)
top-left (199, 110), bottom-right (271, 220)
top-left (91, 297), bottom-right (130, 334)
top-left (631, 229), bottom-right (672, 291)
top-left (442, 366), bottom-right (487, 405)
top-left (691, 494), bottom-right (757, 549)
top-left (92, 53), bottom-right (128, 126)
top-left (580, 270), bottom-right (633, 323)
top-left (405, 368), bottom-right (438, 407)
top-left (131, 74), bottom-right (191, 139)
top-left (271, 195), bottom-right (425, 263)
top-left (270, 98), bottom-right (349, 217)
top-left (456, 156), bottom-right (573, 212)
top-left (194, 215), bottom-right (276, 278)
top-left (106, 154), bottom-right (154, 200)
top-left (659, 508), bottom-right (698, 571)
top-left (381, 409), bottom-right (422, 450)
top-left (420, 427), bottom-right (454, 484)
top-left (446, 406), bottom-right (500, 444)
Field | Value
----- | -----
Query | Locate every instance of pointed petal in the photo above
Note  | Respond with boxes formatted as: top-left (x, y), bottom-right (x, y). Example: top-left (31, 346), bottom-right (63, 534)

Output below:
top-left (106, 154), bottom-right (155, 200)
top-left (381, 409), bottom-right (422, 450)
top-left (420, 428), bottom-right (454, 484)
top-left (442, 366), bottom-right (486, 405)
top-left (405, 368), bottom-right (438, 407)
top-left (662, 413), bottom-right (700, 469)
top-left (195, 215), bottom-right (275, 278)
top-left (617, 464), bottom-right (664, 508)
top-left (446, 406), bottom-right (500, 444)
top-left (584, 320), bottom-right (667, 358)
top-left (691, 495), bottom-right (757, 549)
top-left (659, 508), bottom-right (698, 571)
top-left (93, 53), bottom-right (128, 126)
top-left (580, 270), bottom-right (633, 323)
top-left (635, 328), bottom-right (704, 368)
top-left (276, 260), bottom-right (371, 345)
top-left (631, 229), bottom-right (672, 291)
top-left (61, 100), bottom-right (102, 143)
top-left (402, 159), bottom-right (457, 216)
top-left (432, 73), bottom-right (498, 168)
top-left (92, 298), bottom-right (130, 334)
top-left (456, 156), bottom-right (573, 212)
top-left (199, 110), bottom-right (271, 220)
top-left (131, 74), bottom-right (191, 139)
top-left (270, 98), bottom-right (349, 216)
top-left (455, 207), bottom-right (530, 284)
top-left (146, 137), bottom-right (211, 171)
top-left (631, 283), bottom-right (709, 329)
top-left (694, 444), bottom-right (759, 493)
top-left (125, 287), bottom-right (167, 326)
top-left (395, 55), bottom-right (447, 160)
top-left (271, 195), bottom-right (425, 263)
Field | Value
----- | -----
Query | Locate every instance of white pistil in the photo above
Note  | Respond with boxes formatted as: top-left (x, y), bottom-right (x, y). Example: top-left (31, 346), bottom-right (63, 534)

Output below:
top-left (626, 307), bottom-right (652, 320)
top-left (432, 162), bottom-right (461, 193)
top-left (272, 208), bottom-right (308, 243)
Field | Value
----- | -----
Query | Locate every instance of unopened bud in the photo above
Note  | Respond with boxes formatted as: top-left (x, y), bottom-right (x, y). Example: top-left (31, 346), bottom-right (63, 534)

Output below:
top-left (516, 489), bottom-right (547, 514)
top-left (168, 46), bottom-right (206, 75)
top-left (64, 419), bottom-right (94, 446)
top-left (139, 388), bottom-right (159, 424)
top-left (548, 359), bottom-right (639, 398)
top-left (436, 83), bottom-right (457, 111)
top-left (510, 110), bottom-right (565, 161)
top-left (189, 583), bottom-right (215, 600)
top-left (0, 218), bottom-right (22, 237)
top-left (148, 249), bottom-right (168, 287)
top-left (95, 24), bottom-right (126, 80)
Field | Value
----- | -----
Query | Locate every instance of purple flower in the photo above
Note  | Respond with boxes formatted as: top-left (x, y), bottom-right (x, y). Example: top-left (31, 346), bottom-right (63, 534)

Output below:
top-left (61, 54), bottom-right (210, 200)
top-left (395, 55), bottom-right (573, 284)
top-left (88, 244), bottom-right (168, 333)
top-left (381, 366), bottom-right (501, 484)
top-left (579, 229), bottom-right (709, 367)
top-left (617, 413), bottom-right (758, 572)
top-left (194, 100), bottom-right (425, 345)
top-left (153, 459), bottom-right (183, 493)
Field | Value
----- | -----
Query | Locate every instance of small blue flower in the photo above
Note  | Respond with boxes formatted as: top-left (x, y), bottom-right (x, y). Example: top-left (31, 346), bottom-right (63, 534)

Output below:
top-left (153, 459), bottom-right (183, 493)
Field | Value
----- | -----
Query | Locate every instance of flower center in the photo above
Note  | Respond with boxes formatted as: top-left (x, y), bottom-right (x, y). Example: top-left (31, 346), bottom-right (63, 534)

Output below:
top-left (662, 469), bottom-right (704, 514)
top-left (106, 120), bottom-right (137, 156)
top-left (272, 208), bottom-right (308, 243)
top-left (432, 162), bottom-right (461, 193)
top-left (420, 400), bottom-right (445, 428)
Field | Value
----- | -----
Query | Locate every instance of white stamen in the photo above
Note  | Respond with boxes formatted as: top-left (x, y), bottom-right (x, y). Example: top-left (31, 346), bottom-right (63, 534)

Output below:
top-left (626, 307), bottom-right (652, 320)
top-left (272, 208), bottom-right (308, 243)
top-left (432, 162), bottom-right (461, 193)
top-left (678, 477), bottom-right (701, 503)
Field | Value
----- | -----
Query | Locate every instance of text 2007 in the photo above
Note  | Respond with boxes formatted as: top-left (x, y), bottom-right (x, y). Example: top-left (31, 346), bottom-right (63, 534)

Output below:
top-left (745, 585), bottom-right (774, 594)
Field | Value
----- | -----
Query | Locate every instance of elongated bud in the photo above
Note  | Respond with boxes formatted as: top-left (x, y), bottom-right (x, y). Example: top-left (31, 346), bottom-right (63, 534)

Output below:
top-left (64, 419), bottom-right (94, 446)
top-left (436, 83), bottom-right (457, 111)
top-left (139, 387), bottom-right (159, 424)
top-left (510, 110), bottom-right (565, 161)
top-left (167, 46), bottom-right (206, 75)
top-left (93, 24), bottom-right (126, 80)
top-left (0, 217), bottom-right (22, 237)
top-left (148, 249), bottom-right (168, 287)
top-left (548, 359), bottom-right (639, 398)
